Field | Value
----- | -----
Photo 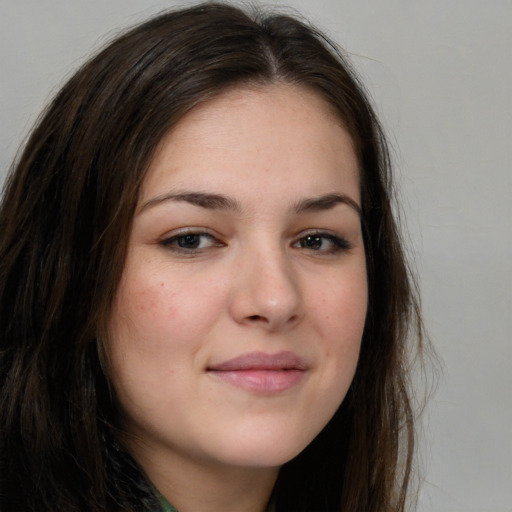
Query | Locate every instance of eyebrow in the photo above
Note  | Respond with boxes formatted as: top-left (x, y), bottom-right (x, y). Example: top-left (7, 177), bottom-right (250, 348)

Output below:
top-left (139, 192), bottom-right (241, 213)
top-left (138, 191), bottom-right (361, 216)
top-left (292, 193), bottom-right (362, 217)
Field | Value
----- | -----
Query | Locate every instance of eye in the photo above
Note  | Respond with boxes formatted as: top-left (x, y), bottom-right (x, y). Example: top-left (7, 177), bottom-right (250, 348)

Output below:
top-left (159, 231), bottom-right (223, 254)
top-left (293, 232), bottom-right (351, 255)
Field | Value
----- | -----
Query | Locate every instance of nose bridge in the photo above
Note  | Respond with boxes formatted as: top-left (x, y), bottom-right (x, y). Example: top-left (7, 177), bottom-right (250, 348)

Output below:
top-left (230, 235), bottom-right (303, 330)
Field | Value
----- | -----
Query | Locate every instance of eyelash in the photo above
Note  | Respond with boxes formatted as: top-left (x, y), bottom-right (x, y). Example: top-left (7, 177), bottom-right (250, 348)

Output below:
top-left (292, 231), bottom-right (352, 254)
top-left (159, 230), bottom-right (222, 254)
top-left (159, 230), bottom-right (352, 256)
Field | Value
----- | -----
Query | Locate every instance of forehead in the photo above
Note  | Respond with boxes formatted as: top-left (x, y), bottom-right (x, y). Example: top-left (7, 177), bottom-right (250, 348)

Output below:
top-left (141, 83), bottom-right (360, 207)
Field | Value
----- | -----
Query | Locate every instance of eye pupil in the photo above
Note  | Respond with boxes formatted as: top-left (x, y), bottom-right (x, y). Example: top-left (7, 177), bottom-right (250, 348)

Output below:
top-left (303, 235), bottom-right (322, 249)
top-left (178, 234), bottom-right (200, 248)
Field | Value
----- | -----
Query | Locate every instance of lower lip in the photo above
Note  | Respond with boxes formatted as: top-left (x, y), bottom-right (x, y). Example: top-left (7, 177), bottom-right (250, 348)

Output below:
top-left (208, 369), bottom-right (306, 394)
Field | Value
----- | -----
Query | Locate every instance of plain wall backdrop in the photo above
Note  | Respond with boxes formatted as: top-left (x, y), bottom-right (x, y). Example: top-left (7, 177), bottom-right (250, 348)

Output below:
top-left (1, 1), bottom-right (511, 511)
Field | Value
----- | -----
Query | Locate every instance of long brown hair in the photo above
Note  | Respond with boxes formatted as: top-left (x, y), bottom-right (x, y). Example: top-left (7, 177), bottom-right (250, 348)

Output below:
top-left (0, 3), bottom-right (425, 511)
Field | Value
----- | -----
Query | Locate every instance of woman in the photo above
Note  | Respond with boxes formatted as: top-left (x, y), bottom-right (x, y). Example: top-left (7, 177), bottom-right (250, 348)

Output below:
top-left (0, 3), bottom-right (425, 511)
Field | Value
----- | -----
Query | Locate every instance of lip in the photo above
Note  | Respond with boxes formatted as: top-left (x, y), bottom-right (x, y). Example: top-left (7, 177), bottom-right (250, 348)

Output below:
top-left (207, 351), bottom-right (308, 394)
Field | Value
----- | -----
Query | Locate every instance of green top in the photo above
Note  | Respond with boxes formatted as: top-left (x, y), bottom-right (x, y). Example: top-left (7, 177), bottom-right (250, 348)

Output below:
top-left (152, 488), bottom-right (178, 512)
top-left (158, 495), bottom-right (178, 512)
top-left (160, 496), bottom-right (178, 512)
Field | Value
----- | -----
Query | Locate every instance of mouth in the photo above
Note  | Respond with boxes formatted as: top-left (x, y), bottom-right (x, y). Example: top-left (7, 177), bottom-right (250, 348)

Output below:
top-left (207, 351), bottom-right (308, 394)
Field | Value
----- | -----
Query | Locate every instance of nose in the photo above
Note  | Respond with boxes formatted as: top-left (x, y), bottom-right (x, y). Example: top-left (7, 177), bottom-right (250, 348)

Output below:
top-left (228, 245), bottom-right (304, 332)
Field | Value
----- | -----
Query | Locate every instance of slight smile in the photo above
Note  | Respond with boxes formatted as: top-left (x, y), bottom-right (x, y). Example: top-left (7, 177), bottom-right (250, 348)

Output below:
top-left (207, 351), bottom-right (309, 394)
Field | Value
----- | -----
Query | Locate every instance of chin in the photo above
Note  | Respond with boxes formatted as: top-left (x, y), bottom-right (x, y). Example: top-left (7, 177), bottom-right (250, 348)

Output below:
top-left (206, 424), bottom-right (318, 469)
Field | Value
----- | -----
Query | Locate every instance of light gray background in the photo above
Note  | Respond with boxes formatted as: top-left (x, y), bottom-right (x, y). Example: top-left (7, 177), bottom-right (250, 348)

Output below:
top-left (1, 1), bottom-right (511, 511)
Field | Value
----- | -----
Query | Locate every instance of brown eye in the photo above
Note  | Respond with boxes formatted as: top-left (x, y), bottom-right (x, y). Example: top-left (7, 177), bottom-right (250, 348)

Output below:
top-left (176, 234), bottom-right (202, 249)
top-left (160, 232), bottom-right (222, 253)
top-left (300, 235), bottom-right (323, 250)
top-left (294, 232), bottom-right (351, 254)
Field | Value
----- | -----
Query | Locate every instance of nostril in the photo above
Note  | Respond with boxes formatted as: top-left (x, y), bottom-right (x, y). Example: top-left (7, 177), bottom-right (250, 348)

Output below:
top-left (248, 315), bottom-right (266, 322)
top-left (246, 313), bottom-right (299, 326)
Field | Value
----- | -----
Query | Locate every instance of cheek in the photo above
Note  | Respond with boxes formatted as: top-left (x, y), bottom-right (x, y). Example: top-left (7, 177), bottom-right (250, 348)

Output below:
top-left (313, 268), bottom-right (368, 344)
top-left (309, 266), bottom-right (368, 389)
top-left (105, 269), bottom-right (227, 421)
top-left (110, 269), bottom-right (226, 354)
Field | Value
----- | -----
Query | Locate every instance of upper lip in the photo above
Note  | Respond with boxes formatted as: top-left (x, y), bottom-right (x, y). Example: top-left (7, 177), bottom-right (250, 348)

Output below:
top-left (207, 351), bottom-right (308, 371)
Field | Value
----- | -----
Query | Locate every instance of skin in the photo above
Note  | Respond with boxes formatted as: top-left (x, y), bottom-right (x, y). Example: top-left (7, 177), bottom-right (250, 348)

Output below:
top-left (108, 83), bottom-right (368, 512)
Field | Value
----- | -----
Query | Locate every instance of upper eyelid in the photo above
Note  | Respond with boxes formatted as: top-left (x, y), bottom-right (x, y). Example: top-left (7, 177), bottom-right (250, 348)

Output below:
top-left (159, 227), bottom-right (218, 239)
top-left (158, 227), bottom-right (350, 239)
top-left (291, 228), bottom-right (347, 240)
top-left (295, 232), bottom-right (350, 242)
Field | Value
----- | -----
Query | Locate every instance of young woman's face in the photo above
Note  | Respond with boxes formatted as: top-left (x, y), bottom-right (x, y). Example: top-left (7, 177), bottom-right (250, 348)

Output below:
top-left (108, 84), bottom-right (367, 477)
